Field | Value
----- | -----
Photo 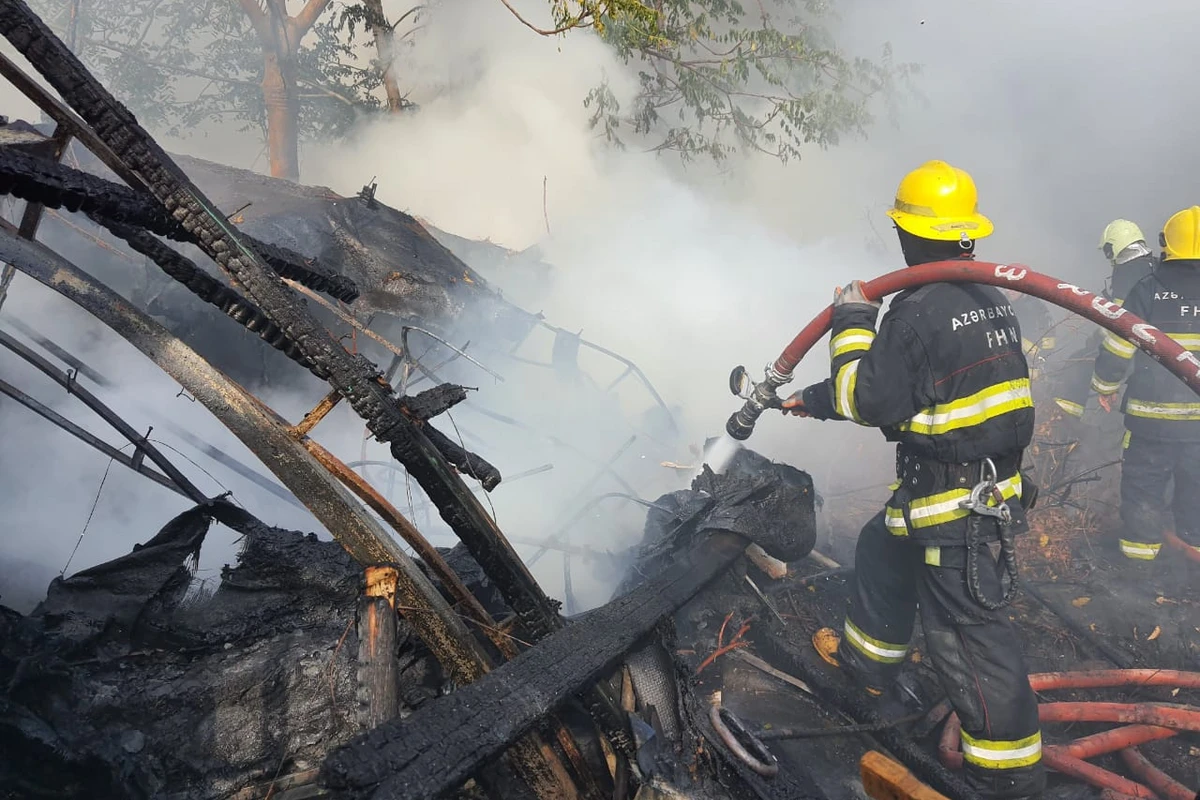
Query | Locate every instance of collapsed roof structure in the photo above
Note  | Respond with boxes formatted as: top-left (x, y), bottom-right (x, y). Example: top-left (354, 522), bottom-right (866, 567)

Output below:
top-left (1, 2), bottom-right (1198, 799)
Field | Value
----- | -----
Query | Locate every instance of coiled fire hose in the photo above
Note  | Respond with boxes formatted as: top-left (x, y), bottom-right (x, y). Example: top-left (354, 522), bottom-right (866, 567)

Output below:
top-left (725, 259), bottom-right (1200, 442)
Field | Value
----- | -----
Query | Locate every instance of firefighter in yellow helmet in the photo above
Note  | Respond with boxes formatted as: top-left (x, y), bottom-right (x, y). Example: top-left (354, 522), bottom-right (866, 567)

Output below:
top-left (783, 161), bottom-right (1045, 799)
top-left (1091, 206), bottom-right (1200, 563)
top-left (1053, 220), bottom-right (1157, 418)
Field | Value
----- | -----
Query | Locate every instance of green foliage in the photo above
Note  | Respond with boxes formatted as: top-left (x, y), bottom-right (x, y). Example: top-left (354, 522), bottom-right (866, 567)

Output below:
top-left (29, 0), bottom-right (401, 145)
top-left (563, 0), bottom-right (916, 162)
top-left (30, 0), bottom-right (907, 166)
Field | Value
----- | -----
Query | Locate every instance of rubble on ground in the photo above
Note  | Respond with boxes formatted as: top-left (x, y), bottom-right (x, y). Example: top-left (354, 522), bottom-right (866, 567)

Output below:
top-left (2, 9), bottom-right (1199, 797)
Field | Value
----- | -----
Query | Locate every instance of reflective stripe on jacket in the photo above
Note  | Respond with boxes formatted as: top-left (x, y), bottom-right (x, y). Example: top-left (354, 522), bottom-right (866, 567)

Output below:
top-left (1091, 260), bottom-right (1200, 440)
top-left (814, 267), bottom-right (1035, 542)
top-left (827, 280), bottom-right (1034, 462)
top-left (1058, 254), bottom-right (1156, 410)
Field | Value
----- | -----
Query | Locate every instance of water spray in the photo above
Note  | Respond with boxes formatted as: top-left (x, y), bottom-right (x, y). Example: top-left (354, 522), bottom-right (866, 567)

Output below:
top-left (720, 259), bottom-right (1200, 462)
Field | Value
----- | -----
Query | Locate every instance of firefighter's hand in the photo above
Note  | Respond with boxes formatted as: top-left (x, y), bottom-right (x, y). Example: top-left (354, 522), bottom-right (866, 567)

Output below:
top-left (783, 382), bottom-right (842, 421)
top-left (781, 392), bottom-right (812, 417)
top-left (834, 280), bottom-right (881, 309)
top-left (1098, 393), bottom-right (1116, 413)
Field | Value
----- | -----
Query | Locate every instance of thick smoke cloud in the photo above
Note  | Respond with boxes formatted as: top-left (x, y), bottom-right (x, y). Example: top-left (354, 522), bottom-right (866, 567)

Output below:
top-left (4, 0), bottom-right (1199, 611)
top-left (306, 0), bottom-right (1200, 600)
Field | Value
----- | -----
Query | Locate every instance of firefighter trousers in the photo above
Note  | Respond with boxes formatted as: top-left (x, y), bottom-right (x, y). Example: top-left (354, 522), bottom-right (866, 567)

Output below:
top-left (837, 511), bottom-right (1045, 799)
top-left (1119, 433), bottom-right (1200, 559)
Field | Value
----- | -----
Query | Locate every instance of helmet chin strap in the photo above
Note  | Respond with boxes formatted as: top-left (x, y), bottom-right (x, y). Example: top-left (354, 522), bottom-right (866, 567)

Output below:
top-left (896, 225), bottom-right (975, 267)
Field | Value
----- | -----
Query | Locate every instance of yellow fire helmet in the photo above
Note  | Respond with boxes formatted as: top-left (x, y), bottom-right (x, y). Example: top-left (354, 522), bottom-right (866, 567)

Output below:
top-left (1160, 206), bottom-right (1200, 261)
top-left (886, 160), bottom-right (994, 242)
top-left (1098, 219), bottom-right (1146, 260)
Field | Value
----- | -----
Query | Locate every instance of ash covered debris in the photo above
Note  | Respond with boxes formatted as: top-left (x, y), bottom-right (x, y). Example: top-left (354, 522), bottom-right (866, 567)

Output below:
top-left (320, 451), bottom-right (822, 800)
top-left (0, 500), bottom-right (491, 800)
top-left (639, 446), bottom-right (820, 567)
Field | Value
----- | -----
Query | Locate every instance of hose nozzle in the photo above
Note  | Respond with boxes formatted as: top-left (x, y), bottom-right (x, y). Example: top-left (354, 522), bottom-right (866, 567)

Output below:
top-left (725, 364), bottom-right (788, 441)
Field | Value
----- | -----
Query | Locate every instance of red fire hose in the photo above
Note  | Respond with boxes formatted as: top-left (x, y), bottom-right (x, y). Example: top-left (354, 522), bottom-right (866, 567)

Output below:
top-left (1029, 670), bottom-right (1200, 692)
top-left (939, 714), bottom-right (1165, 799)
top-left (937, 671), bottom-right (1200, 796)
top-left (1164, 530), bottom-right (1200, 564)
top-left (1119, 747), bottom-right (1196, 800)
top-left (727, 260), bottom-right (1200, 440)
top-left (1055, 726), bottom-right (1177, 760)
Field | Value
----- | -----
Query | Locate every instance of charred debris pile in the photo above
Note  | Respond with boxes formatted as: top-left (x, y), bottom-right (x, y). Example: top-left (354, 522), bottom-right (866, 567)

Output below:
top-left (1, 2), bottom-right (1199, 799)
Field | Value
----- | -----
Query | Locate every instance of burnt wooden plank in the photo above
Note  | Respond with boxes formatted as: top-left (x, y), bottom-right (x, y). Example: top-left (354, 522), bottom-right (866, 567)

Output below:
top-left (322, 531), bottom-right (749, 799)
top-left (357, 568), bottom-right (400, 729)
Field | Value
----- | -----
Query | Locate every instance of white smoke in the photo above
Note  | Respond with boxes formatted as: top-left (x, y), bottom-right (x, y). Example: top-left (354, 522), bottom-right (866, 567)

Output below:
top-left (6, 0), bottom-right (1200, 611)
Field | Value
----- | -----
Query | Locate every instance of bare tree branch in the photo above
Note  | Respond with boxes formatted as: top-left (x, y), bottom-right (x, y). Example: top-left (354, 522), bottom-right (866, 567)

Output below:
top-left (234, 0), bottom-right (270, 39)
top-left (291, 0), bottom-right (336, 38)
top-left (495, 0), bottom-right (594, 36)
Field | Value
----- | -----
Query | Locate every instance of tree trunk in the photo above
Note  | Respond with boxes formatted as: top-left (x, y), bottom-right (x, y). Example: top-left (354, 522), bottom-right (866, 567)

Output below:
top-left (363, 0), bottom-right (404, 112)
top-left (261, 47), bottom-right (300, 181)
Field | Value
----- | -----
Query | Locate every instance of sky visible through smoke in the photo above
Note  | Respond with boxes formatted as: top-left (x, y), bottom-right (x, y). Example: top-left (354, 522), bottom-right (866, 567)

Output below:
top-left (2, 0), bottom-right (1199, 611)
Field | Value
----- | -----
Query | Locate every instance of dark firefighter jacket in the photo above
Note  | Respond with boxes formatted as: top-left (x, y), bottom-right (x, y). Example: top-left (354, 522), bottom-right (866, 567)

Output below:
top-left (1091, 259), bottom-right (1200, 441)
top-left (1109, 254), bottom-right (1159, 306)
top-left (1058, 254), bottom-right (1157, 414)
top-left (802, 278), bottom-right (1035, 544)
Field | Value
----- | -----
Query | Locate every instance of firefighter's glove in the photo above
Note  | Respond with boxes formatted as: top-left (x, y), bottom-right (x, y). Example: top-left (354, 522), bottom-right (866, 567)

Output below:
top-left (782, 381), bottom-right (842, 421)
top-left (1098, 393), bottom-right (1117, 413)
top-left (833, 280), bottom-right (881, 310)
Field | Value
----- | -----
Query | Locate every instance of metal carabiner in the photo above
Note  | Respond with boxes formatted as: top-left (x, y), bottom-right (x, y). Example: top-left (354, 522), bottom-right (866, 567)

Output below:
top-left (958, 457), bottom-right (1012, 524)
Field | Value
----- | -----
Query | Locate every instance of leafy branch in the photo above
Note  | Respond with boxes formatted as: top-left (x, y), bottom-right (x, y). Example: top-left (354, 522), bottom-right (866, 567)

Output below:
top-left (523, 0), bottom-right (918, 162)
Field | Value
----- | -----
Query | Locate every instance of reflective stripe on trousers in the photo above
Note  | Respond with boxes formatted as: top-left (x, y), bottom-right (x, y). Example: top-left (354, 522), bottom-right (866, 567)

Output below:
top-left (961, 730), bottom-right (1043, 770)
top-left (1118, 539), bottom-right (1161, 560)
top-left (843, 617), bottom-right (908, 664)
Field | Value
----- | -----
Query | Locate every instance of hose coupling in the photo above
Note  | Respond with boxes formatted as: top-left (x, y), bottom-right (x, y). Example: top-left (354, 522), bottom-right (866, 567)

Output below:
top-left (725, 363), bottom-right (788, 441)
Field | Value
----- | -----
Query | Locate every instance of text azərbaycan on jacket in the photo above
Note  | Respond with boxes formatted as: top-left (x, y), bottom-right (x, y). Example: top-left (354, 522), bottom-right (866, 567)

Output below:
top-left (1092, 260), bottom-right (1200, 440)
top-left (802, 280), bottom-right (1036, 544)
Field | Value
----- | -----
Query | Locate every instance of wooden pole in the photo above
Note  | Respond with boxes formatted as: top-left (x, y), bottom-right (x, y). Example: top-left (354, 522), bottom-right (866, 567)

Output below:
top-left (357, 566), bottom-right (400, 728)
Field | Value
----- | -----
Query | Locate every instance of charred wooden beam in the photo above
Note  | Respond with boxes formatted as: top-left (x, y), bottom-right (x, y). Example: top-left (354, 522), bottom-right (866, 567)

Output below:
top-left (299, 435), bottom-right (520, 660)
top-left (0, 227), bottom-right (478, 670)
top-left (0, 2), bottom-right (558, 642)
top-left (15, 123), bottom-right (71, 239)
top-left (390, 423), bottom-right (558, 636)
top-left (0, 140), bottom-right (358, 302)
top-left (89, 212), bottom-right (323, 374)
top-left (0, 227), bottom-right (582, 800)
top-left (322, 531), bottom-right (749, 799)
top-left (357, 566), bottom-right (401, 729)
top-left (292, 388), bottom-right (342, 437)
top-left (0, 120), bottom-right (70, 310)
top-left (0, 50), bottom-right (148, 193)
